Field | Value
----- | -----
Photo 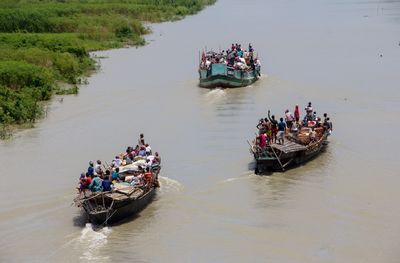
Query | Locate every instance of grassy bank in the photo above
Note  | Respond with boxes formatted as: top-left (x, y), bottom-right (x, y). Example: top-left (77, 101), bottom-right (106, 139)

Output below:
top-left (0, 0), bottom-right (215, 138)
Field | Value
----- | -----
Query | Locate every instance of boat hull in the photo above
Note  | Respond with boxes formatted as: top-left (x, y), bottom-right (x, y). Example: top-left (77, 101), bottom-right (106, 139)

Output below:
top-left (199, 74), bottom-right (258, 88)
top-left (83, 187), bottom-right (156, 225)
top-left (199, 63), bottom-right (260, 88)
top-left (253, 135), bottom-right (329, 174)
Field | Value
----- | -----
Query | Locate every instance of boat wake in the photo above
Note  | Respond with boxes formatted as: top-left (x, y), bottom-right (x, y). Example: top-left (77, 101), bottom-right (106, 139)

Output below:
top-left (204, 88), bottom-right (226, 99)
top-left (158, 176), bottom-right (184, 193)
top-left (220, 171), bottom-right (257, 184)
top-left (77, 223), bottom-right (112, 262)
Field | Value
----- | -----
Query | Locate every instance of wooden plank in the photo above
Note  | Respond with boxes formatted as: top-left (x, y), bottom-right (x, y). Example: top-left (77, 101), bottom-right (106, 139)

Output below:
top-left (270, 140), bottom-right (307, 153)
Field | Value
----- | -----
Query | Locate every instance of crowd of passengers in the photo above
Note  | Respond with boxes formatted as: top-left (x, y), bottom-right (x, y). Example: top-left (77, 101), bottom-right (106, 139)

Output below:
top-left (256, 102), bottom-right (333, 148)
top-left (200, 43), bottom-right (261, 72)
top-left (78, 133), bottom-right (161, 193)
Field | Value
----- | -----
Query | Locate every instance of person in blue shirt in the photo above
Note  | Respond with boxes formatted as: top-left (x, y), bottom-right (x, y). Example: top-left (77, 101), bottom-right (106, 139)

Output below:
top-left (277, 118), bottom-right (286, 145)
top-left (249, 43), bottom-right (254, 53)
top-left (138, 147), bottom-right (146, 157)
top-left (101, 175), bottom-right (112, 192)
top-left (87, 161), bottom-right (94, 178)
top-left (111, 167), bottom-right (120, 181)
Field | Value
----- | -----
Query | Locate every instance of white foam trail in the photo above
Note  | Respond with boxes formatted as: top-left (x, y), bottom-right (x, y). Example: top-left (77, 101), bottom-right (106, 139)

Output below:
top-left (158, 175), bottom-right (184, 193)
top-left (78, 223), bottom-right (112, 262)
top-left (205, 88), bottom-right (226, 98)
top-left (221, 172), bottom-right (257, 184)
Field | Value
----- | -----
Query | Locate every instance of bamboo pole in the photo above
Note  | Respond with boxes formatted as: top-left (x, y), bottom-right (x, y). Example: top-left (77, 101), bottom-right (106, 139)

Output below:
top-left (270, 145), bottom-right (285, 171)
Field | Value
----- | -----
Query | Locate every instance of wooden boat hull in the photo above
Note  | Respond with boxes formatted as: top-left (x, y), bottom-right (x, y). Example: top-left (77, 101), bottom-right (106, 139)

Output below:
top-left (253, 134), bottom-right (329, 174)
top-left (199, 64), bottom-right (260, 88)
top-left (82, 187), bottom-right (156, 225)
top-left (199, 74), bottom-right (258, 88)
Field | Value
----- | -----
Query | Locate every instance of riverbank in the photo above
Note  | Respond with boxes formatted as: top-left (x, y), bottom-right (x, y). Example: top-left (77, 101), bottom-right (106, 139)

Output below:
top-left (0, 0), bottom-right (215, 138)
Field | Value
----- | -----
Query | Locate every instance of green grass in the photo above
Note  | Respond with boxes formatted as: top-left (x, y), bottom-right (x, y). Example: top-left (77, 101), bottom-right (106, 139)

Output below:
top-left (0, 0), bottom-right (216, 137)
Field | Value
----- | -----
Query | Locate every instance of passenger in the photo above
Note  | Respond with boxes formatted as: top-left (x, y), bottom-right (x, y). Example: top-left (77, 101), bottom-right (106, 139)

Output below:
top-left (146, 154), bottom-right (155, 165)
top-left (258, 133), bottom-right (267, 149)
top-left (249, 43), bottom-right (254, 53)
top-left (325, 117), bottom-right (333, 134)
top-left (268, 110), bottom-right (278, 143)
top-left (85, 173), bottom-right (92, 187)
top-left (302, 115), bottom-right (309, 127)
top-left (105, 169), bottom-right (112, 181)
top-left (285, 109), bottom-right (295, 128)
top-left (111, 167), bottom-right (120, 181)
top-left (205, 59), bottom-right (211, 69)
top-left (249, 56), bottom-right (254, 68)
top-left (312, 111), bottom-right (317, 121)
top-left (95, 160), bottom-right (104, 176)
top-left (145, 144), bottom-right (152, 156)
top-left (145, 159), bottom-right (152, 169)
top-left (125, 146), bottom-right (133, 158)
top-left (243, 50), bottom-right (248, 60)
top-left (277, 117), bottom-right (286, 145)
top-left (323, 113), bottom-right (328, 123)
top-left (102, 172), bottom-right (112, 192)
top-left (112, 156), bottom-right (122, 168)
top-left (256, 118), bottom-right (266, 134)
top-left (305, 102), bottom-right (313, 120)
top-left (78, 173), bottom-right (87, 193)
top-left (138, 133), bottom-right (145, 146)
top-left (125, 153), bottom-right (134, 165)
top-left (294, 104), bottom-right (300, 123)
top-left (264, 119), bottom-right (272, 144)
top-left (138, 146), bottom-right (146, 157)
top-left (133, 145), bottom-right (140, 156)
top-left (291, 121), bottom-right (299, 134)
top-left (144, 167), bottom-right (153, 185)
top-left (254, 59), bottom-right (261, 76)
top-left (87, 161), bottom-right (94, 178)
top-left (89, 174), bottom-right (103, 192)
top-left (154, 152), bottom-right (161, 164)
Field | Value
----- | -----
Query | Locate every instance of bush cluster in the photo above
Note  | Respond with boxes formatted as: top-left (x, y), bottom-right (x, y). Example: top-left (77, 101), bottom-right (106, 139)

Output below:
top-left (0, 0), bottom-right (216, 133)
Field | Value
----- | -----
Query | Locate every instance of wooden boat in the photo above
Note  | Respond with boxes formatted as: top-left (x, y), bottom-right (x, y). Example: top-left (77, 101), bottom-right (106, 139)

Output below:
top-left (74, 166), bottom-right (160, 225)
top-left (250, 130), bottom-right (330, 174)
top-left (199, 63), bottom-right (260, 88)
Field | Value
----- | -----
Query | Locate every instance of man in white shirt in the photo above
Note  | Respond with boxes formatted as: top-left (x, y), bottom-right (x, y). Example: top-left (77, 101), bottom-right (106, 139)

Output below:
top-left (145, 144), bottom-right (152, 156)
top-left (112, 156), bottom-right (122, 168)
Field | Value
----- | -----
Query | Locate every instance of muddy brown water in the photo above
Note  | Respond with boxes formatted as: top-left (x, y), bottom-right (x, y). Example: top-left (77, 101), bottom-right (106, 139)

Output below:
top-left (1, 0), bottom-right (400, 262)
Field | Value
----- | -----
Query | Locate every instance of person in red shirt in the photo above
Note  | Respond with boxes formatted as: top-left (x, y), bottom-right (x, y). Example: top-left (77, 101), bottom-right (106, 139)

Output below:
top-left (78, 173), bottom-right (92, 193)
top-left (85, 173), bottom-right (92, 188)
top-left (294, 104), bottom-right (300, 123)
top-left (144, 167), bottom-right (153, 185)
top-left (78, 173), bottom-right (86, 193)
top-left (258, 133), bottom-right (267, 149)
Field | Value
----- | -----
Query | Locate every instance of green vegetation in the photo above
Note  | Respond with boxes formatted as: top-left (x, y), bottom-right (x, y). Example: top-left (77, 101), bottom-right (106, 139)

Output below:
top-left (0, 0), bottom-right (215, 138)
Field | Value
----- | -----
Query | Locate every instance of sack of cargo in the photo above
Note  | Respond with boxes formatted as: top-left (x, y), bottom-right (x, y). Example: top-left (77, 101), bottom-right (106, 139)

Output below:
top-left (119, 163), bottom-right (140, 174)
top-left (298, 134), bottom-right (310, 145)
top-left (315, 127), bottom-right (324, 136)
top-left (134, 156), bottom-right (145, 161)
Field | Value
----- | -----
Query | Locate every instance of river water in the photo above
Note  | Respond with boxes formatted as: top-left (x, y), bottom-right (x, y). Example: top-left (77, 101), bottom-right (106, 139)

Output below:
top-left (1, 0), bottom-right (400, 262)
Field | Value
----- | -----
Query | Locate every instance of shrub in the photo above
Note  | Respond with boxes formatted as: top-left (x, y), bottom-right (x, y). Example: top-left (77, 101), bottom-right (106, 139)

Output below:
top-left (0, 85), bottom-right (44, 124)
top-left (0, 61), bottom-right (53, 100)
top-left (115, 24), bottom-right (133, 38)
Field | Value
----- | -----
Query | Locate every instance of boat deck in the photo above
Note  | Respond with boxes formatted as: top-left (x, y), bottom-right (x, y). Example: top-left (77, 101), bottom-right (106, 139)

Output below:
top-left (269, 140), bottom-right (307, 154)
